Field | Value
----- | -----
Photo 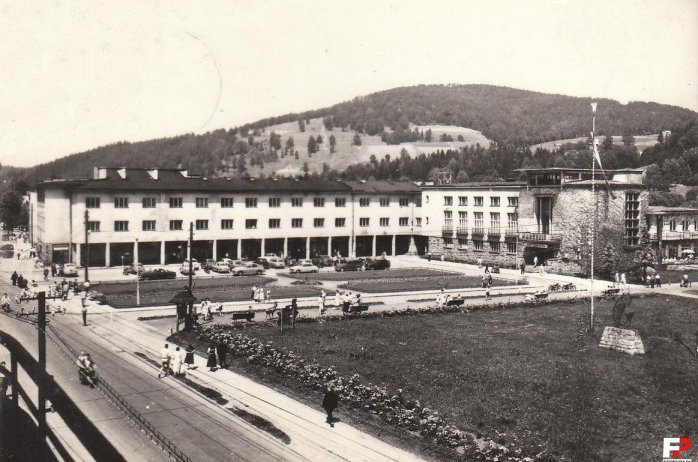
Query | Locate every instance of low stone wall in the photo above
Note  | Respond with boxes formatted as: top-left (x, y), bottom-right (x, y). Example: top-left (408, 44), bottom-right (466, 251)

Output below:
top-left (599, 326), bottom-right (645, 355)
top-left (427, 237), bottom-right (519, 267)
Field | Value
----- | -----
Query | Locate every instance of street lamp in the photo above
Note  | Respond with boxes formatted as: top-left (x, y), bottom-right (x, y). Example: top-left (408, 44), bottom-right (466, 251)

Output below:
top-left (121, 254), bottom-right (125, 272)
top-left (135, 238), bottom-right (140, 306)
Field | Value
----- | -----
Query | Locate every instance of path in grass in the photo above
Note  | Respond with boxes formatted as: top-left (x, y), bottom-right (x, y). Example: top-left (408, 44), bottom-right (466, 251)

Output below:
top-left (178, 295), bottom-right (697, 462)
top-left (339, 275), bottom-right (520, 293)
top-left (282, 268), bottom-right (460, 281)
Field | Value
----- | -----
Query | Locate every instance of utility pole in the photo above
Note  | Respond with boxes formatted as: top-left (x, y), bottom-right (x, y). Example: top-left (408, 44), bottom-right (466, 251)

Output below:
top-left (84, 210), bottom-right (90, 282)
top-left (135, 238), bottom-right (140, 306)
top-left (37, 291), bottom-right (46, 434)
top-left (590, 102), bottom-right (597, 332)
top-left (187, 222), bottom-right (194, 322)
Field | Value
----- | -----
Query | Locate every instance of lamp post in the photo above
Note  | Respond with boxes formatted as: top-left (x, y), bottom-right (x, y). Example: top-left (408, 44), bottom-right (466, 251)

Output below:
top-left (84, 210), bottom-right (90, 282)
top-left (135, 238), bottom-right (140, 306)
top-left (589, 101), bottom-right (597, 332)
top-left (121, 255), bottom-right (125, 272)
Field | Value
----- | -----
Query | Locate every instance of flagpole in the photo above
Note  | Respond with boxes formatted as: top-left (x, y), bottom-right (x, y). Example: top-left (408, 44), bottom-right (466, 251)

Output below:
top-left (590, 102), bottom-right (597, 332)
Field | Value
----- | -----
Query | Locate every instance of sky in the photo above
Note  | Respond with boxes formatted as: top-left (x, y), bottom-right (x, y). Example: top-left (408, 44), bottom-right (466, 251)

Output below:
top-left (0, 0), bottom-right (696, 167)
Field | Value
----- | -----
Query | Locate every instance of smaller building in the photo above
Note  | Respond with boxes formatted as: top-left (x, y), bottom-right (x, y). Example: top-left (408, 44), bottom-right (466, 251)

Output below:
top-left (645, 206), bottom-right (698, 261)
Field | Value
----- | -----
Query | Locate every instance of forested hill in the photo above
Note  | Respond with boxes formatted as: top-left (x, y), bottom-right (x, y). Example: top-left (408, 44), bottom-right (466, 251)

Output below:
top-left (0, 84), bottom-right (696, 192)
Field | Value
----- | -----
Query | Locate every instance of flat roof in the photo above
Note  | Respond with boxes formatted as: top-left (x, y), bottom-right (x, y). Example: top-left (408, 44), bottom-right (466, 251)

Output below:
top-left (421, 182), bottom-right (525, 190)
top-left (646, 206), bottom-right (698, 215)
top-left (514, 168), bottom-right (645, 173)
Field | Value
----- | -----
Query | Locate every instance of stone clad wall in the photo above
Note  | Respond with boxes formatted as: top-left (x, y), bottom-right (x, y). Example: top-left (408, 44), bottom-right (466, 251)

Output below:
top-left (427, 236), bottom-right (520, 267)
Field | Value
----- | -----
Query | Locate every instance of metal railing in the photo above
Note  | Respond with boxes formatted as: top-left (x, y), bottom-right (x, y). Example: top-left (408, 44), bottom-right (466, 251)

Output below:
top-left (471, 227), bottom-right (485, 236)
top-left (456, 227), bottom-right (468, 237)
top-left (488, 227), bottom-right (501, 236)
top-left (519, 232), bottom-right (563, 242)
top-left (648, 230), bottom-right (698, 240)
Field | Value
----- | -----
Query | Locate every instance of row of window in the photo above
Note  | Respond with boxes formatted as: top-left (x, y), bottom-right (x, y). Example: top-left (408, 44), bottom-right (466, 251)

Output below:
top-left (667, 219), bottom-right (698, 232)
top-left (443, 237), bottom-right (517, 253)
top-left (86, 196), bottom-right (416, 209)
top-left (441, 196), bottom-right (518, 207)
top-left (87, 217), bottom-right (415, 232)
top-left (443, 211), bottom-right (518, 228)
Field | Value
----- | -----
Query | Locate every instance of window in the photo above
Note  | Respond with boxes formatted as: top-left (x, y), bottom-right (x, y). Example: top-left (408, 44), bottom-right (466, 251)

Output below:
top-left (87, 221), bottom-right (100, 232)
top-left (444, 196), bottom-right (453, 206)
top-left (169, 197), bottom-right (183, 208)
top-left (314, 197), bottom-right (325, 207)
top-left (380, 217), bottom-right (389, 227)
top-left (292, 218), bottom-right (303, 228)
top-left (458, 211), bottom-right (467, 227)
top-left (625, 193), bottom-right (640, 245)
top-left (142, 220), bottom-right (156, 231)
top-left (444, 211), bottom-right (453, 227)
top-left (490, 212), bottom-right (500, 230)
top-left (489, 241), bottom-right (501, 252)
top-left (474, 196), bottom-right (483, 207)
top-left (335, 218), bottom-right (346, 227)
top-left (291, 197), bottom-right (303, 207)
top-left (221, 219), bottom-right (234, 230)
top-left (399, 198), bottom-right (409, 207)
top-left (245, 219), bottom-right (257, 229)
top-left (473, 239), bottom-right (484, 250)
top-left (114, 221), bottom-right (129, 232)
top-left (86, 197), bottom-right (101, 208)
top-left (268, 219), bottom-right (280, 229)
top-left (416, 218), bottom-right (422, 227)
top-left (314, 218), bottom-right (325, 228)
top-left (169, 220), bottom-right (183, 231)
top-left (507, 241), bottom-right (517, 253)
top-left (359, 198), bottom-right (370, 207)
top-left (415, 198), bottom-right (422, 207)
top-left (669, 220), bottom-right (677, 231)
top-left (359, 218), bottom-right (370, 227)
top-left (245, 197), bottom-right (257, 208)
top-left (399, 217), bottom-right (409, 226)
top-left (459, 196), bottom-right (467, 206)
top-left (490, 197), bottom-right (500, 207)
top-left (335, 197), bottom-right (346, 207)
top-left (195, 197), bottom-right (209, 208)
top-left (268, 197), bottom-right (280, 207)
top-left (114, 197), bottom-right (129, 208)
top-left (682, 220), bottom-right (689, 231)
top-left (195, 220), bottom-right (209, 230)
top-left (142, 197), bottom-right (156, 208)
top-left (443, 237), bottom-right (454, 247)
top-left (220, 197), bottom-right (234, 208)
top-left (507, 213), bottom-right (518, 232)
top-left (458, 238), bottom-right (468, 248)
top-left (508, 197), bottom-right (518, 207)
top-left (474, 212), bottom-right (484, 230)
top-left (380, 197), bottom-right (390, 207)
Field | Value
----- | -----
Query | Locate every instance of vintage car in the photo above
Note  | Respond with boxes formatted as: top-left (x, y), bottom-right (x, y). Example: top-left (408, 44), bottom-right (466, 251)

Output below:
top-left (123, 262), bottom-right (145, 275)
top-left (182, 258), bottom-right (201, 271)
top-left (365, 258), bottom-right (391, 270)
top-left (311, 255), bottom-right (335, 268)
top-left (335, 258), bottom-right (368, 272)
top-left (289, 260), bottom-right (319, 274)
top-left (230, 262), bottom-right (265, 276)
top-left (212, 261), bottom-right (232, 273)
top-left (62, 262), bottom-right (79, 277)
top-left (139, 268), bottom-right (177, 281)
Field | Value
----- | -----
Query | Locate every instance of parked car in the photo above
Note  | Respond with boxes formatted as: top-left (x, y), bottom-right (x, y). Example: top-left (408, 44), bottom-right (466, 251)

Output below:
top-left (335, 258), bottom-right (368, 272)
top-left (212, 261), bottom-right (232, 273)
top-left (179, 265), bottom-right (196, 275)
top-left (267, 256), bottom-right (286, 268)
top-left (123, 262), bottom-right (145, 275)
top-left (311, 255), bottom-right (334, 268)
top-left (289, 260), bottom-right (319, 274)
top-left (365, 258), bottom-right (391, 270)
top-left (139, 268), bottom-right (177, 281)
top-left (182, 259), bottom-right (201, 271)
top-left (202, 259), bottom-right (216, 272)
top-left (0, 243), bottom-right (14, 259)
top-left (231, 262), bottom-right (265, 276)
top-left (62, 262), bottom-right (79, 277)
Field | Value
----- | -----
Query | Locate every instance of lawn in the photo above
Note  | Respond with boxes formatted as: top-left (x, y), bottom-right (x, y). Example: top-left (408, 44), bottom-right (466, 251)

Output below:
top-left (339, 275), bottom-right (520, 293)
top-left (282, 268), bottom-right (460, 281)
top-left (173, 295), bottom-right (698, 461)
top-left (95, 276), bottom-right (330, 308)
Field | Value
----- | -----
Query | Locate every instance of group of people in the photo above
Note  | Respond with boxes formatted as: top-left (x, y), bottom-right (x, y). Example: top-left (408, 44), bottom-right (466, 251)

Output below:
top-left (337, 290), bottom-right (361, 312)
top-left (10, 271), bottom-right (30, 290)
top-left (251, 285), bottom-right (271, 303)
top-left (643, 272), bottom-right (662, 289)
top-left (197, 298), bottom-right (223, 321)
top-left (613, 272), bottom-right (629, 289)
top-left (158, 343), bottom-right (196, 378)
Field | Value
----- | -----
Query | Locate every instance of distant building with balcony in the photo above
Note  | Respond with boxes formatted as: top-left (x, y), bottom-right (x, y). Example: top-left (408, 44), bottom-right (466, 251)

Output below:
top-left (645, 206), bottom-right (698, 261)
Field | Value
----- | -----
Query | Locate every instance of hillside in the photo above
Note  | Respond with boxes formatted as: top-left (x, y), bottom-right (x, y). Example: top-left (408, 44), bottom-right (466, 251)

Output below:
top-left (0, 84), bottom-right (696, 192)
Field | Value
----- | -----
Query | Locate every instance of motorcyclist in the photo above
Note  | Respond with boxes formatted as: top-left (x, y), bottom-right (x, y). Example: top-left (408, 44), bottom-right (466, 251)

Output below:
top-left (77, 351), bottom-right (97, 386)
top-left (1, 293), bottom-right (10, 311)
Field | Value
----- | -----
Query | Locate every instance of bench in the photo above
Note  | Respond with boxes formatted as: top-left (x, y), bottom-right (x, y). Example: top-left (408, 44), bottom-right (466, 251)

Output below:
top-left (602, 287), bottom-right (620, 295)
top-left (534, 292), bottom-right (549, 300)
top-left (346, 304), bottom-right (369, 313)
top-left (231, 311), bottom-right (255, 322)
top-left (446, 298), bottom-right (465, 306)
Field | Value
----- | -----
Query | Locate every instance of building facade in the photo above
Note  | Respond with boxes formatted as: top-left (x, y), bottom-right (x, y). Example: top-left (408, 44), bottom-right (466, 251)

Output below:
top-left (31, 168), bottom-right (422, 266)
top-left (645, 206), bottom-right (698, 261)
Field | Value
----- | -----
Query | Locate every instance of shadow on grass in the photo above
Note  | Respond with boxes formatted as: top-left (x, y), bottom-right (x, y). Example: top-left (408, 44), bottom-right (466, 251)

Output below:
top-left (228, 407), bottom-right (291, 444)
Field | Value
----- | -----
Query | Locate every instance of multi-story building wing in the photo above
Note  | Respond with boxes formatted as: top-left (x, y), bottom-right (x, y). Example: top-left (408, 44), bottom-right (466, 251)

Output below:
top-left (645, 206), bottom-right (698, 261)
top-left (31, 168), bottom-right (423, 266)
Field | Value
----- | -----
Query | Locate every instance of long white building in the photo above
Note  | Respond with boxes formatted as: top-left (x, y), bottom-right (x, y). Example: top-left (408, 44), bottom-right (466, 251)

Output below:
top-left (30, 167), bottom-right (423, 266)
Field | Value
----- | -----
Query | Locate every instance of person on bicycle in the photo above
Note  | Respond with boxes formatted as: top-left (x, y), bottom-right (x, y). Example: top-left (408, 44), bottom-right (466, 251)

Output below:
top-left (1, 293), bottom-right (10, 311)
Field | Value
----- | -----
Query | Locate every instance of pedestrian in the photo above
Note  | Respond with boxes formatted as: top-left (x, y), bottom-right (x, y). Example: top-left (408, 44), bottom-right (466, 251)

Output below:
top-left (206, 344), bottom-right (217, 371)
top-left (520, 260), bottom-right (526, 274)
top-left (266, 289), bottom-right (271, 301)
top-left (322, 383), bottom-right (340, 427)
top-left (217, 342), bottom-right (228, 369)
top-left (620, 273), bottom-right (627, 289)
top-left (427, 252), bottom-right (432, 262)
top-left (487, 273), bottom-right (493, 286)
top-left (158, 344), bottom-right (171, 379)
top-left (251, 285), bottom-right (257, 301)
top-left (217, 302), bottom-right (223, 317)
top-left (614, 272), bottom-right (620, 286)
top-left (485, 283), bottom-right (492, 300)
top-left (318, 295), bottom-right (324, 315)
top-left (43, 267), bottom-right (49, 281)
top-left (533, 256), bottom-right (538, 267)
top-left (184, 344), bottom-right (195, 369)
top-left (655, 273), bottom-right (661, 288)
top-left (481, 274), bottom-right (487, 288)
top-left (81, 304), bottom-right (88, 326)
top-left (650, 275), bottom-right (655, 289)
top-left (10, 271), bottom-right (17, 286)
top-left (80, 289), bottom-right (87, 308)
top-left (335, 290), bottom-right (341, 309)
top-left (172, 347), bottom-right (183, 376)
top-left (51, 263), bottom-right (56, 277)
top-left (205, 301), bottom-right (212, 321)
top-left (484, 265), bottom-right (489, 274)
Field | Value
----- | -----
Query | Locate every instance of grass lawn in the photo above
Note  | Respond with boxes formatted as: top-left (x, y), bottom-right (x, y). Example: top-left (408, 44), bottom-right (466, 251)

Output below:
top-left (655, 268), bottom-right (698, 285)
top-left (96, 276), bottom-right (330, 307)
top-left (283, 268), bottom-right (460, 281)
top-left (340, 275), bottom-right (519, 293)
top-left (174, 295), bottom-right (697, 461)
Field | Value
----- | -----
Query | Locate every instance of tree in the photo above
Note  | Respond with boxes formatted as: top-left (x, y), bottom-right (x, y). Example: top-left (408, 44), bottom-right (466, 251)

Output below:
top-left (621, 132), bottom-right (635, 147)
top-left (329, 134), bottom-right (336, 153)
top-left (323, 117), bottom-right (334, 131)
top-left (457, 135), bottom-right (465, 141)
top-left (248, 135), bottom-right (255, 147)
top-left (285, 136), bottom-right (295, 153)
top-left (302, 162), bottom-right (310, 178)
top-left (352, 133), bottom-right (362, 146)
top-left (425, 129), bottom-right (433, 142)
top-left (601, 135), bottom-right (614, 151)
top-left (269, 132), bottom-right (282, 151)
top-left (657, 130), bottom-right (664, 143)
top-left (307, 136), bottom-right (317, 154)
top-left (600, 243), bottom-right (619, 279)
top-left (1, 190), bottom-right (23, 231)
top-left (456, 170), bottom-right (470, 182)
top-left (298, 119), bottom-right (305, 132)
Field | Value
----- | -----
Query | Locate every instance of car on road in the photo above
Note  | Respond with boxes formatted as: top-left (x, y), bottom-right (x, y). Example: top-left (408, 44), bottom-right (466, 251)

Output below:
top-left (257, 256), bottom-right (285, 269)
top-left (179, 264), bottom-right (196, 275)
top-left (289, 260), bottom-right (319, 274)
top-left (202, 259), bottom-right (216, 272)
top-left (365, 258), bottom-right (391, 270)
top-left (311, 255), bottom-right (334, 268)
top-left (62, 262), bottom-right (79, 277)
top-left (212, 261), bottom-right (232, 273)
top-left (335, 258), bottom-right (368, 272)
top-left (123, 262), bottom-right (145, 275)
top-left (139, 268), bottom-right (177, 281)
top-left (0, 244), bottom-right (14, 259)
top-left (231, 262), bottom-right (265, 276)
top-left (182, 259), bottom-right (201, 271)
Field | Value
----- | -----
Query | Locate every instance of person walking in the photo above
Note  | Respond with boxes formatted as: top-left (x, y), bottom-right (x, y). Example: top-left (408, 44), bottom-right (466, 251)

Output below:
top-left (172, 347), bottom-right (183, 376)
top-left (158, 344), bottom-right (171, 379)
top-left (614, 272), bottom-right (620, 286)
top-left (206, 344), bottom-right (217, 371)
top-left (10, 271), bottom-right (17, 286)
top-left (485, 283), bottom-right (492, 301)
top-left (318, 295), bottom-right (325, 315)
top-left (620, 272), bottom-right (627, 289)
top-left (322, 383), bottom-right (340, 427)
top-left (266, 289), bottom-right (271, 302)
top-left (51, 263), bottom-right (56, 277)
top-left (251, 285), bottom-right (257, 302)
top-left (335, 290), bottom-right (341, 309)
top-left (533, 256), bottom-right (538, 267)
top-left (520, 259), bottom-right (526, 274)
top-left (81, 304), bottom-right (88, 326)
top-left (655, 273), bottom-right (661, 288)
top-left (43, 267), bottom-right (49, 281)
top-left (184, 344), bottom-right (195, 369)
top-left (217, 342), bottom-right (228, 369)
